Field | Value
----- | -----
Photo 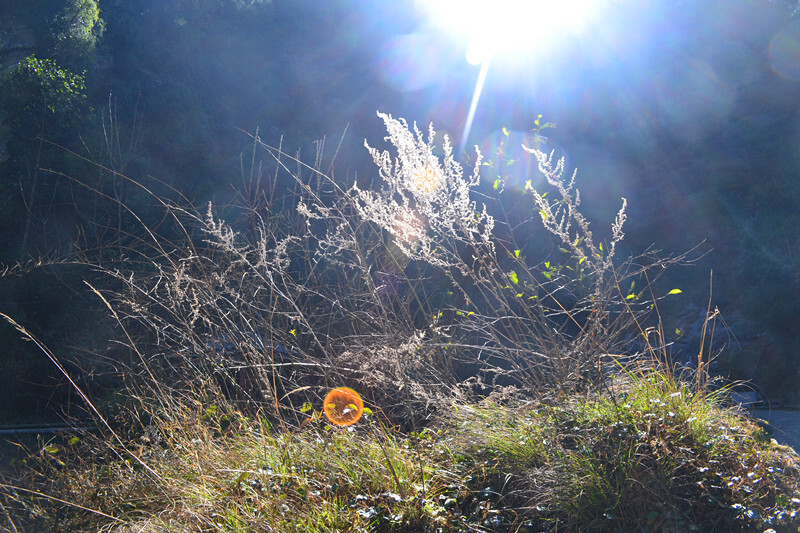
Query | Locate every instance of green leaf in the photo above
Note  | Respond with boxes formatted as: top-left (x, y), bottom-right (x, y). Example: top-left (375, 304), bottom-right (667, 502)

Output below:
top-left (300, 402), bottom-right (313, 413)
top-left (509, 271), bottom-right (519, 285)
top-left (362, 407), bottom-right (373, 416)
top-left (667, 289), bottom-right (682, 295)
top-left (289, 328), bottom-right (296, 337)
top-left (502, 126), bottom-right (509, 136)
top-left (68, 436), bottom-right (80, 446)
top-left (539, 209), bottom-right (548, 221)
top-left (44, 445), bottom-right (59, 454)
top-left (234, 471), bottom-right (250, 486)
top-left (542, 271), bottom-right (552, 280)
top-left (524, 180), bottom-right (533, 190)
top-left (514, 249), bottom-right (521, 258)
top-left (626, 294), bottom-right (636, 300)
top-left (675, 328), bottom-right (682, 336)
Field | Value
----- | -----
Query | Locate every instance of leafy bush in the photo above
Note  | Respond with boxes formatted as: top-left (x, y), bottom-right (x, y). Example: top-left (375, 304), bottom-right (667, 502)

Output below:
top-left (0, 56), bottom-right (90, 152)
top-left (48, 0), bottom-right (105, 67)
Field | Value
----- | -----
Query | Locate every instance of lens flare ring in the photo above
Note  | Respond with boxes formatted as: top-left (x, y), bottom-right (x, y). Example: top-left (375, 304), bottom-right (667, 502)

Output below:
top-left (323, 387), bottom-right (364, 427)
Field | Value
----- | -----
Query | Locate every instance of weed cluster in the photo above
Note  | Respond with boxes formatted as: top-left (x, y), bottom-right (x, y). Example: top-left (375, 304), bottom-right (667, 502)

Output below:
top-left (1, 112), bottom-right (798, 532)
top-left (3, 373), bottom-right (798, 532)
top-left (89, 112), bottom-right (683, 422)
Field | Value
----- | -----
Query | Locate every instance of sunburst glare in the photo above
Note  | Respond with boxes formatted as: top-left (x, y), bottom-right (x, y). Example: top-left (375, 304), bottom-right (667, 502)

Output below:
top-left (420, 0), bottom-right (603, 65)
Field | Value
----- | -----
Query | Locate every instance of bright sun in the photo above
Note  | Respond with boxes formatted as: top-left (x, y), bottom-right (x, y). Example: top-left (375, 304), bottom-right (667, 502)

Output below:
top-left (420, 0), bottom-right (602, 65)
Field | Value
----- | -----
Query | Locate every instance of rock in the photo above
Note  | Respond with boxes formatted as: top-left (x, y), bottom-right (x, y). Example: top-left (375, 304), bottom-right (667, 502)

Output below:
top-left (0, 18), bottom-right (36, 73)
top-left (0, 14), bottom-right (37, 165)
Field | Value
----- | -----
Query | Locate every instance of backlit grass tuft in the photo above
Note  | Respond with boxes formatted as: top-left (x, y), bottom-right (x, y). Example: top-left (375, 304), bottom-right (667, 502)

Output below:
top-left (4, 373), bottom-right (798, 532)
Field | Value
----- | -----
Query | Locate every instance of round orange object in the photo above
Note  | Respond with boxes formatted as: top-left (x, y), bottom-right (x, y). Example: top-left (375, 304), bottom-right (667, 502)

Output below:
top-left (323, 387), bottom-right (364, 427)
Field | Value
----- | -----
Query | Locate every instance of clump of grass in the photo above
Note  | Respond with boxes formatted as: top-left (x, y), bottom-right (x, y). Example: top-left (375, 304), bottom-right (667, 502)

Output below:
top-left (4, 372), bottom-right (797, 533)
top-left (1, 111), bottom-right (798, 532)
top-left (2, 402), bottom-right (469, 532)
top-left (437, 372), bottom-right (800, 532)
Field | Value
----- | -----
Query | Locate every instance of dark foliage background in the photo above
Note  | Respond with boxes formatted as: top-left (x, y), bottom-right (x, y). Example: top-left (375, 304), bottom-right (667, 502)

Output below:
top-left (2, 0), bottom-right (800, 424)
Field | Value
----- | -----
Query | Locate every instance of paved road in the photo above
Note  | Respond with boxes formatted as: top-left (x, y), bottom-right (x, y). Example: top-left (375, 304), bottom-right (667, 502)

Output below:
top-left (751, 409), bottom-right (800, 453)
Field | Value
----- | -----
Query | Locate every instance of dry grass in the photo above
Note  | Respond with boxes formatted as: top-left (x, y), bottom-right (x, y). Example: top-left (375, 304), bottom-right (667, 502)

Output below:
top-left (2, 113), bottom-right (798, 531)
top-left (2, 373), bottom-right (799, 532)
